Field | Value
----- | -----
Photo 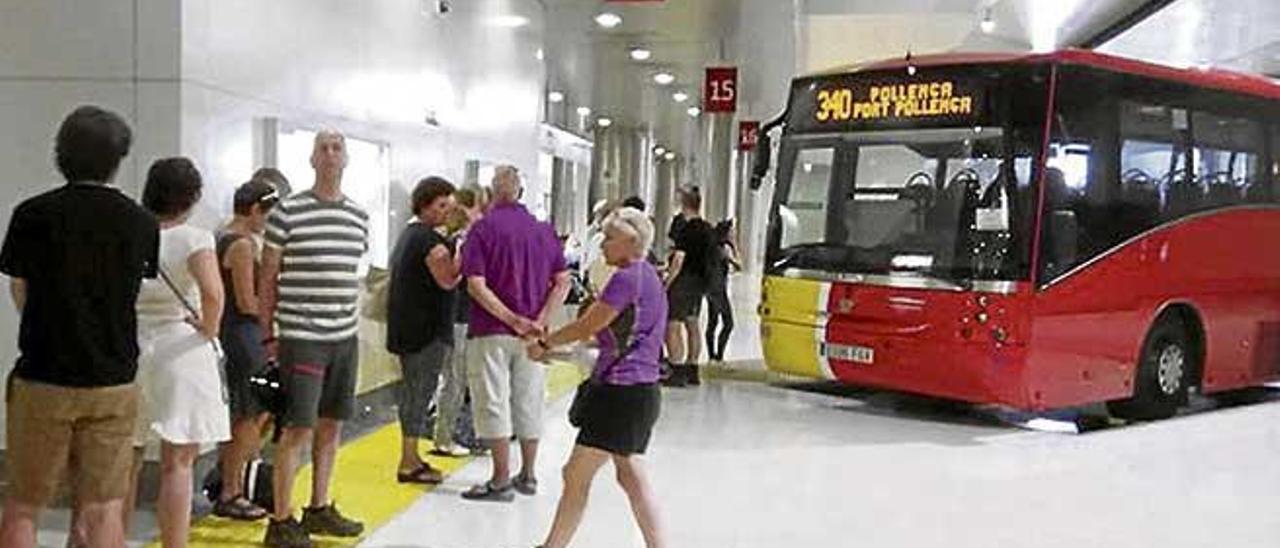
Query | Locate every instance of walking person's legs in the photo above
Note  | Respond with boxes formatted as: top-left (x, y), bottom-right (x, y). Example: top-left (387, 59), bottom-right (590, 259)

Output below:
top-left (614, 454), bottom-right (666, 548)
top-left (683, 316), bottom-right (704, 385)
top-left (540, 445), bottom-right (610, 548)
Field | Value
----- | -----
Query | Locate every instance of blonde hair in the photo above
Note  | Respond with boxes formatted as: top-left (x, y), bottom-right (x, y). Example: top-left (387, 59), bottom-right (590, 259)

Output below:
top-left (603, 206), bottom-right (654, 257)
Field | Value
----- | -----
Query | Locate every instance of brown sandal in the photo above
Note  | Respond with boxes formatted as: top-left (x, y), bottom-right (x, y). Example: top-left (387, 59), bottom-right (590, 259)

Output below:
top-left (396, 463), bottom-right (444, 484)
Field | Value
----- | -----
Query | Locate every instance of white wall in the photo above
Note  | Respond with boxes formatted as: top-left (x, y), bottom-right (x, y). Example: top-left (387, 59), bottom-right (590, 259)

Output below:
top-left (0, 0), bottom-right (182, 423)
top-left (178, 0), bottom-right (547, 248)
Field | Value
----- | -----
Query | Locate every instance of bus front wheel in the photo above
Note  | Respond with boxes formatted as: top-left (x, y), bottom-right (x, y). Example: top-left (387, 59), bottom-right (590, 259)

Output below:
top-left (1107, 316), bottom-right (1195, 421)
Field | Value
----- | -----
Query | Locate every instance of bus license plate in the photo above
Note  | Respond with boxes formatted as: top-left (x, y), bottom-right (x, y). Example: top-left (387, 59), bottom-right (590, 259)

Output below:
top-left (826, 343), bottom-right (875, 364)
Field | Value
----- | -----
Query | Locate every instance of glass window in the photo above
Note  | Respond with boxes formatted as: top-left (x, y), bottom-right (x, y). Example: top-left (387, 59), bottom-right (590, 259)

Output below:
top-left (777, 147), bottom-right (836, 250)
top-left (1192, 111), bottom-right (1262, 209)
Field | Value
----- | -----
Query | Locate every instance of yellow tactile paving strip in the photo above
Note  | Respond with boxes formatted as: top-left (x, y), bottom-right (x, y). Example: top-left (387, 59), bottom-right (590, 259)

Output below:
top-left (165, 359), bottom-right (585, 548)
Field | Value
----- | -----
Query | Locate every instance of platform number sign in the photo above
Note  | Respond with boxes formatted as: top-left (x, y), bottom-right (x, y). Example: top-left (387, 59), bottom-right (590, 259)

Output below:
top-left (705, 67), bottom-right (738, 113)
top-left (738, 121), bottom-right (760, 151)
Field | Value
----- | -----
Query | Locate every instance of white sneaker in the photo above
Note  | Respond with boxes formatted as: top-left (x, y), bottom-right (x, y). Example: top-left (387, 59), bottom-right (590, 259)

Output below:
top-left (431, 444), bottom-right (472, 458)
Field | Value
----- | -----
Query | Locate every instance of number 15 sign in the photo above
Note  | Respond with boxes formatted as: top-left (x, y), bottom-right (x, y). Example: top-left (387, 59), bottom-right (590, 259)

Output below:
top-left (704, 67), bottom-right (737, 113)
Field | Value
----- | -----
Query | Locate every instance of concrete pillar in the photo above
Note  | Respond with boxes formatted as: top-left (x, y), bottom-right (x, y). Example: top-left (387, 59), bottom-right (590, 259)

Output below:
top-left (652, 157), bottom-right (680, 256)
top-left (701, 113), bottom-right (734, 223)
top-left (589, 126), bottom-right (650, 209)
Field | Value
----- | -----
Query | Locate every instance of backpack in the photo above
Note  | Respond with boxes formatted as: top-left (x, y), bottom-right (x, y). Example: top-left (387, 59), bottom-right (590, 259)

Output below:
top-left (202, 458), bottom-right (274, 510)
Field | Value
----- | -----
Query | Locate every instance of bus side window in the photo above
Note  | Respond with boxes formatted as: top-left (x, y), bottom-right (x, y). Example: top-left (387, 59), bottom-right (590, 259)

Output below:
top-left (1191, 111), bottom-right (1261, 210)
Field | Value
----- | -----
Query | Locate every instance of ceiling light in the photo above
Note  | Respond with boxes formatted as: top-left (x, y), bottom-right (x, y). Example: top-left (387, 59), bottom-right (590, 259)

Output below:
top-left (654, 146), bottom-right (667, 156)
top-left (595, 12), bottom-right (622, 29)
top-left (629, 48), bottom-right (652, 61)
top-left (596, 117), bottom-right (613, 127)
top-left (653, 72), bottom-right (676, 86)
top-left (980, 8), bottom-right (996, 34)
top-left (664, 151), bottom-right (676, 160)
top-left (672, 91), bottom-right (689, 103)
top-left (687, 106), bottom-right (701, 117)
top-left (576, 106), bottom-right (591, 117)
top-left (491, 15), bottom-right (530, 28)
top-left (535, 48), bottom-right (544, 61)
top-left (548, 91), bottom-right (564, 103)
top-left (907, 65), bottom-right (918, 76)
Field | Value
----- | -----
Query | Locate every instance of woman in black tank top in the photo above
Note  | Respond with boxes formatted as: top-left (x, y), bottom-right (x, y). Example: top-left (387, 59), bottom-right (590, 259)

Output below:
top-left (212, 180), bottom-right (277, 520)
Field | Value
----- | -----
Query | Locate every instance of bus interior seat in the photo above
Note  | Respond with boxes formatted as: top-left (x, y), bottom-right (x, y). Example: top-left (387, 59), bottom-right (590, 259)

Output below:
top-left (844, 200), bottom-right (916, 249)
top-left (1117, 171), bottom-right (1161, 238)
top-left (1206, 180), bottom-right (1243, 208)
top-left (1244, 180), bottom-right (1272, 204)
top-left (1163, 172), bottom-right (1205, 219)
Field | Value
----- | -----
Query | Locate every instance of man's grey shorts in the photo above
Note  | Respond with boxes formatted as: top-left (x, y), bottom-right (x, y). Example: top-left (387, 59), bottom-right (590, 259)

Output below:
top-left (279, 338), bottom-right (358, 428)
top-left (466, 335), bottom-right (545, 440)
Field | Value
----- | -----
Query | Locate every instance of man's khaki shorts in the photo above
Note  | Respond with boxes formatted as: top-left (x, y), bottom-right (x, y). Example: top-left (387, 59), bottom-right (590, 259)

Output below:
top-left (6, 378), bottom-right (139, 505)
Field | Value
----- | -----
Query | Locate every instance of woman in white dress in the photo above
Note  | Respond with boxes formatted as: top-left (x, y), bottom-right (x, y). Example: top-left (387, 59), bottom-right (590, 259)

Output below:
top-left (133, 157), bottom-right (231, 547)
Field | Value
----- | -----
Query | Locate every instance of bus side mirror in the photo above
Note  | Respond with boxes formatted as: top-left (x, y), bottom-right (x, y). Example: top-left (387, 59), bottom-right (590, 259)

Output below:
top-left (750, 132), bottom-right (772, 191)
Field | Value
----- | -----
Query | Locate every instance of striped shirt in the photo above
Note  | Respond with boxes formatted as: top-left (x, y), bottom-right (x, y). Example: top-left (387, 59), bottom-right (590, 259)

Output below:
top-left (265, 190), bottom-right (369, 341)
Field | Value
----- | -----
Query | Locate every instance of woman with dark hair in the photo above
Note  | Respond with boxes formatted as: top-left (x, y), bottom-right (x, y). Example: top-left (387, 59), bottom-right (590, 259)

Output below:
top-left (528, 207), bottom-right (667, 548)
top-left (386, 176), bottom-right (458, 482)
top-left (133, 157), bottom-right (230, 546)
top-left (704, 219), bottom-right (740, 362)
top-left (212, 179), bottom-right (278, 520)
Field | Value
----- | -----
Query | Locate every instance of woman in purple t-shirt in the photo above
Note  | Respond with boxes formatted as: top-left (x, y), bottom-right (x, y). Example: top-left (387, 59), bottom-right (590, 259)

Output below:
top-left (528, 207), bottom-right (667, 548)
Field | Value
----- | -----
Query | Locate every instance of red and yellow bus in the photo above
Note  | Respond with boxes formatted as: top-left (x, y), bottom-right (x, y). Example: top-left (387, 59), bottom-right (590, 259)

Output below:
top-left (752, 50), bottom-right (1280, 419)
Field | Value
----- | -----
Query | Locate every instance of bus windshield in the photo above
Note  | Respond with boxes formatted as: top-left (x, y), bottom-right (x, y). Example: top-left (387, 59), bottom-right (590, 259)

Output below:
top-left (769, 65), bottom-right (1049, 284)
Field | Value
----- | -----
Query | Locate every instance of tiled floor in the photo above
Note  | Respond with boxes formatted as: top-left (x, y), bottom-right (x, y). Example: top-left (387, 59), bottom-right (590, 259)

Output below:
top-left (361, 380), bottom-right (1280, 548)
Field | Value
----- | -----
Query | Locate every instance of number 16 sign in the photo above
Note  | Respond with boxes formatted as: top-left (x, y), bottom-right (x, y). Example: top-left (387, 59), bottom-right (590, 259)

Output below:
top-left (704, 67), bottom-right (738, 113)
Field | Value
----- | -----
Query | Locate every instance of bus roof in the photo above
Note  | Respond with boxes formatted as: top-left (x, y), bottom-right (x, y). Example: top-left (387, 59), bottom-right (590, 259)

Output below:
top-left (805, 49), bottom-right (1280, 102)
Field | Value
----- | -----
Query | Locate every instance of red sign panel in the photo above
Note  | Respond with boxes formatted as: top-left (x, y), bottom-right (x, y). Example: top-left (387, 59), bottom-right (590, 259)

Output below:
top-left (704, 67), bottom-right (738, 113)
top-left (738, 121), bottom-right (760, 151)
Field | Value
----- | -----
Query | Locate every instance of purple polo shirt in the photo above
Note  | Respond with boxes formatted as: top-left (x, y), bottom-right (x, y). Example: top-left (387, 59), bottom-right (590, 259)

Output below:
top-left (594, 260), bottom-right (667, 385)
top-left (461, 201), bottom-right (567, 338)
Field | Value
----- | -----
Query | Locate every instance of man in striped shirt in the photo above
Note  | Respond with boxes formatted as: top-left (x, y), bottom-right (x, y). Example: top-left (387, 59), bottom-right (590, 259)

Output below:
top-left (259, 131), bottom-right (368, 548)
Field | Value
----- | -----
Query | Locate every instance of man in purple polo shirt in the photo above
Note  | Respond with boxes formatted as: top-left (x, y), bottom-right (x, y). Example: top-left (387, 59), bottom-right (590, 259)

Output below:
top-left (460, 165), bottom-right (571, 502)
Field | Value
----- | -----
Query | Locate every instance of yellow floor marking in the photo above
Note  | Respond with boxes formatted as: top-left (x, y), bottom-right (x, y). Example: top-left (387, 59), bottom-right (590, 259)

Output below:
top-left (170, 359), bottom-right (584, 548)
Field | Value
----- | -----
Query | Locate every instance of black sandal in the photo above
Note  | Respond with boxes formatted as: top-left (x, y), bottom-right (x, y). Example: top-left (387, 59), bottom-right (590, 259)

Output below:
top-left (212, 495), bottom-right (268, 521)
top-left (396, 463), bottom-right (444, 484)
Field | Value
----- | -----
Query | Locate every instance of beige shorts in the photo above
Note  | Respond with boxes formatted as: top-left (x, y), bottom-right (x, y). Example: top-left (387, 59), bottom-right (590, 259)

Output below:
top-left (6, 378), bottom-right (139, 505)
top-left (466, 335), bottom-right (545, 440)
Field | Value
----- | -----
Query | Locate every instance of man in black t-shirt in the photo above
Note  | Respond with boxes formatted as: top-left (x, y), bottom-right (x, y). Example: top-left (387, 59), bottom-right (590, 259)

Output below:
top-left (0, 106), bottom-right (159, 548)
top-left (386, 176), bottom-right (459, 485)
top-left (662, 187), bottom-right (714, 387)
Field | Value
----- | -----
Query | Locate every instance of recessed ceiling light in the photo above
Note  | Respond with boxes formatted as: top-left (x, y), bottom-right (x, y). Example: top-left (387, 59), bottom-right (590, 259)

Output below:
top-left (548, 91), bottom-right (564, 103)
top-left (980, 8), bottom-right (996, 34)
top-left (595, 12), bottom-right (622, 28)
top-left (535, 48), bottom-right (544, 61)
top-left (687, 106), bottom-right (701, 117)
top-left (654, 146), bottom-right (667, 156)
top-left (596, 117), bottom-right (613, 127)
top-left (664, 151), bottom-right (676, 160)
top-left (576, 106), bottom-right (591, 117)
top-left (672, 91), bottom-right (689, 103)
top-left (653, 72), bottom-right (676, 85)
top-left (491, 15), bottom-right (530, 28)
top-left (629, 48), bottom-right (652, 61)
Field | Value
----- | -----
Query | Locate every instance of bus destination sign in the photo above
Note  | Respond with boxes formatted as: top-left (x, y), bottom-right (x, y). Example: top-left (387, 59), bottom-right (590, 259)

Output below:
top-left (790, 73), bottom-right (988, 132)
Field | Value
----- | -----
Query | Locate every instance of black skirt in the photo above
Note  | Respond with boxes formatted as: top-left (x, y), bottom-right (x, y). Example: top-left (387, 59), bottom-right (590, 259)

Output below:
top-left (576, 383), bottom-right (661, 455)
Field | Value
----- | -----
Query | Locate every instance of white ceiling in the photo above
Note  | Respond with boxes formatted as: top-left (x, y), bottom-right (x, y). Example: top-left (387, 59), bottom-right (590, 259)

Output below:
top-left (1099, 0), bottom-right (1280, 76)
top-left (535, 0), bottom-right (1280, 154)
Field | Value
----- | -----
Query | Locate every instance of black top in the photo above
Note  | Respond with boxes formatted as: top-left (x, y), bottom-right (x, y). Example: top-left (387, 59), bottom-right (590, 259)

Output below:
top-left (0, 183), bottom-right (159, 387)
top-left (216, 232), bottom-right (258, 326)
top-left (387, 223), bottom-right (454, 354)
top-left (673, 217), bottom-right (715, 284)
